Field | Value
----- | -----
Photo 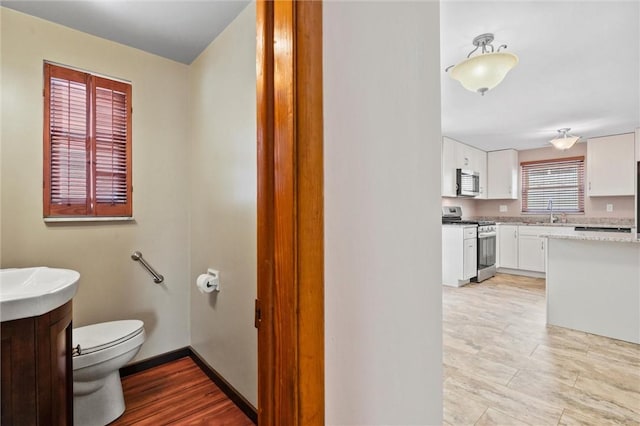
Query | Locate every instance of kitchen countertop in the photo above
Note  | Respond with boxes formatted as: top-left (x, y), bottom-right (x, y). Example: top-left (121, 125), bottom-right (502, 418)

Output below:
top-left (475, 216), bottom-right (634, 227)
top-left (496, 222), bottom-right (636, 230)
top-left (496, 222), bottom-right (578, 227)
top-left (542, 234), bottom-right (640, 244)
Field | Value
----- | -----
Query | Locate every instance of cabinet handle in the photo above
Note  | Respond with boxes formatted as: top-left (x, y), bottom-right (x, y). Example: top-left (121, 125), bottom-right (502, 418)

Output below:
top-left (514, 231), bottom-right (517, 239)
top-left (541, 241), bottom-right (544, 250)
top-left (589, 182), bottom-right (591, 190)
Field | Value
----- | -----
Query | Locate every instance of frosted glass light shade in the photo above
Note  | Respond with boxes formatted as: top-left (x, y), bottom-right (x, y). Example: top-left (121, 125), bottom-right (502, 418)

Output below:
top-left (450, 52), bottom-right (519, 94)
top-left (550, 135), bottom-right (579, 150)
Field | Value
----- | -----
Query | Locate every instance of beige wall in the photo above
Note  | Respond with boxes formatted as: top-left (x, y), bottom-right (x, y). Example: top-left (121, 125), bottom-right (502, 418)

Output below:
top-left (0, 8), bottom-right (191, 360)
top-left (470, 143), bottom-right (634, 219)
top-left (188, 3), bottom-right (257, 406)
top-left (324, 2), bottom-right (443, 423)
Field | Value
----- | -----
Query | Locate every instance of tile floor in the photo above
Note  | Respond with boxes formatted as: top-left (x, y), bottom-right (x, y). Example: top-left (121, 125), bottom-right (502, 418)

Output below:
top-left (443, 273), bottom-right (640, 425)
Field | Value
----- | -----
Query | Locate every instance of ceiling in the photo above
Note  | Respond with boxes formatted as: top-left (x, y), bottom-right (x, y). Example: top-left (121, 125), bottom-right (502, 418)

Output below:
top-left (441, 1), bottom-right (640, 151)
top-left (1, 1), bottom-right (249, 64)
top-left (3, 1), bottom-right (638, 151)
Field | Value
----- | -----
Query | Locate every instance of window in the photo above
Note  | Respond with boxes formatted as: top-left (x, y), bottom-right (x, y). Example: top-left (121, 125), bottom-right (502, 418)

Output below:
top-left (43, 63), bottom-right (132, 218)
top-left (521, 157), bottom-right (584, 213)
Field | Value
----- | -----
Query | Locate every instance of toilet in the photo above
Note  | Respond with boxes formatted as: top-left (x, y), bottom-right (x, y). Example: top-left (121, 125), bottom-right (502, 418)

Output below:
top-left (72, 320), bottom-right (145, 426)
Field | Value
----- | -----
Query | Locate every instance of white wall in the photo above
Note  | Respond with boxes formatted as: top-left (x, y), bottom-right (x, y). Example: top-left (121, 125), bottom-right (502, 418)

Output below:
top-left (324, 2), bottom-right (443, 424)
top-left (0, 8), bottom-right (191, 360)
top-left (188, 4), bottom-right (257, 406)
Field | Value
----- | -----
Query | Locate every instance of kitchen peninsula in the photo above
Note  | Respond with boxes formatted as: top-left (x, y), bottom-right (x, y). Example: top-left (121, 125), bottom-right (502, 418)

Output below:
top-left (545, 234), bottom-right (640, 344)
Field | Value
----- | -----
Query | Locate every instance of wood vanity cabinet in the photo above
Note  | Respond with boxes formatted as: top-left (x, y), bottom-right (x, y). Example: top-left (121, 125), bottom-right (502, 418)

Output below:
top-left (1, 301), bottom-right (73, 425)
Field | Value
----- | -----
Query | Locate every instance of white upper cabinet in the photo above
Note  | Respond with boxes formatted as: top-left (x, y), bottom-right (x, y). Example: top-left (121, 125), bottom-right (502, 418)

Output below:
top-left (442, 137), bottom-right (487, 198)
top-left (468, 145), bottom-right (487, 199)
top-left (635, 128), bottom-right (639, 162)
top-left (487, 149), bottom-right (518, 199)
top-left (442, 137), bottom-right (457, 197)
top-left (587, 133), bottom-right (635, 196)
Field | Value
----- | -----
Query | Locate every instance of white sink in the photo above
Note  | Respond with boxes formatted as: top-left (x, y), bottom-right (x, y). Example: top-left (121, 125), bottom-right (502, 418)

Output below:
top-left (0, 267), bottom-right (80, 322)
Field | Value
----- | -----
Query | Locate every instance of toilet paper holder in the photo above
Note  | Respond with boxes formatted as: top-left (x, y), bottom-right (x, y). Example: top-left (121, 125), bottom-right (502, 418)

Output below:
top-left (203, 269), bottom-right (220, 291)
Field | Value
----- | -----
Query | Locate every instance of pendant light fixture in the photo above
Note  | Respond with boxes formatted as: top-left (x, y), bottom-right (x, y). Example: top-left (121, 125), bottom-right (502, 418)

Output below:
top-left (445, 33), bottom-right (518, 96)
top-left (550, 128), bottom-right (580, 150)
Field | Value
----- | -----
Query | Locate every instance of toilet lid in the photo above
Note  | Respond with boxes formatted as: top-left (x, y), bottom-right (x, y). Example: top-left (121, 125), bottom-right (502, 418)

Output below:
top-left (73, 320), bottom-right (144, 356)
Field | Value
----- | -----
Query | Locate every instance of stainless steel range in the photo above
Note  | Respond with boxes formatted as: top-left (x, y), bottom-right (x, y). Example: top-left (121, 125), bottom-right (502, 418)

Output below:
top-left (474, 223), bottom-right (496, 282)
top-left (442, 207), bottom-right (496, 282)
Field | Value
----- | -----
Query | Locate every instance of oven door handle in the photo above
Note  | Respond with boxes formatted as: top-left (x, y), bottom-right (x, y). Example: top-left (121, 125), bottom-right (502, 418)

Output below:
top-left (478, 232), bottom-right (497, 238)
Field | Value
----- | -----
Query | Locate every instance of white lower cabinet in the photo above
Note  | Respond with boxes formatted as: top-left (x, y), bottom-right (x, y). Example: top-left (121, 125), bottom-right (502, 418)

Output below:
top-left (464, 237), bottom-right (478, 279)
top-left (498, 224), bottom-right (577, 274)
top-left (497, 225), bottom-right (518, 269)
top-left (518, 234), bottom-right (545, 273)
top-left (442, 225), bottom-right (477, 286)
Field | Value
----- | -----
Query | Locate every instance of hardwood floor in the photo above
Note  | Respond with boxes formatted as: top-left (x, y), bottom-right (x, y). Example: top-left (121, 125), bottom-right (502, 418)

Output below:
top-left (443, 273), bottom-right (640, 425)
top-left (112, 357), bottom-right (254, 425)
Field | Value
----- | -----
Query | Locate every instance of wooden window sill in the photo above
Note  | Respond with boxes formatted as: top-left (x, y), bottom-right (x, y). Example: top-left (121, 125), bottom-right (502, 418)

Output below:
top-left (44, 217), bottom-right (135, 223)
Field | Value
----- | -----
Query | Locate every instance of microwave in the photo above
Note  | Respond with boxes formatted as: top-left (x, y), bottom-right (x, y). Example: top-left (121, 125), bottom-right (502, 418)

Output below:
top-left (456, 169), bottom-right (480, 197)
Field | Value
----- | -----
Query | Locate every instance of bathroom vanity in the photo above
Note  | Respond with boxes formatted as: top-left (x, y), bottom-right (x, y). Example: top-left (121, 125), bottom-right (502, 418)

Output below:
top-left (0, 267), bottom-right (79, 425)
top-left (1, 301), bottom-right (73, 425)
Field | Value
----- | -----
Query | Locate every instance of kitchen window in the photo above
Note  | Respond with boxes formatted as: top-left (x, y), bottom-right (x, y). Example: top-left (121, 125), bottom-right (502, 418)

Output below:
top-left (521, 157), bottom-right (585, 213)
top-left (43, 62), bottom-right (132, 219)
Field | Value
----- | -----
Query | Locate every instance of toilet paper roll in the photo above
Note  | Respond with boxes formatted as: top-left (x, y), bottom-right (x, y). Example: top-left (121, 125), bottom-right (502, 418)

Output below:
top-left (197, 274), bottom-right (216, 294)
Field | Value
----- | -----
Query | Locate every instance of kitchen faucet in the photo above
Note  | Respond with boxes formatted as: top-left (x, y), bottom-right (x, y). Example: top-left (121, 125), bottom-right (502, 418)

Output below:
top-left (548, 199), bottom-right (558, 223)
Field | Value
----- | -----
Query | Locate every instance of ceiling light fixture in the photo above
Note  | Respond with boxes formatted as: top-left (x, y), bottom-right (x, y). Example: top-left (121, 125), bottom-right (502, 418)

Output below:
top-left (550, 128), bottom-right (580, 150)
top-left (445, 33), bottom-right (518, 96)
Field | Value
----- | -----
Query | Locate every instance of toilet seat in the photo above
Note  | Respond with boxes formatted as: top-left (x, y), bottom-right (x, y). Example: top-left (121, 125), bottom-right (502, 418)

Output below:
top-left (73, 320), bottom-right (145, 370)
top-left (73, 320), bottom-right (144, 356)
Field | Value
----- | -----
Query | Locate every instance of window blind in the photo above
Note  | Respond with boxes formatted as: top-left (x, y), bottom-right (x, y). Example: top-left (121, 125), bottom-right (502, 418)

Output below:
top-left (45, 66), bottom-right (90, 215)
top-left (44, 63), bottom-right (132, 218)
top-left (93, 77), bottom-right (131, 216)
top-left (521, 157), bottom-right (584, 213)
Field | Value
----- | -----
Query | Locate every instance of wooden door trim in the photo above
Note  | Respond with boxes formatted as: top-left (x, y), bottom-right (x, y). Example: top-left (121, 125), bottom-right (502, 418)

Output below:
top-left (256, 1), bottom-right (324, 425)
top-left (295, 2), bottom-right (324, 425)
top-left (256, 1), bottom-right (276, 424)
